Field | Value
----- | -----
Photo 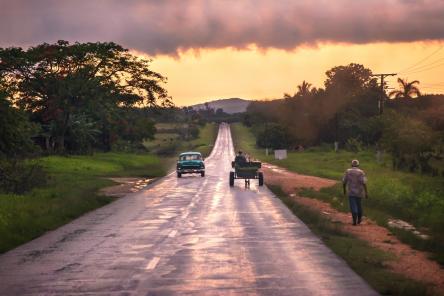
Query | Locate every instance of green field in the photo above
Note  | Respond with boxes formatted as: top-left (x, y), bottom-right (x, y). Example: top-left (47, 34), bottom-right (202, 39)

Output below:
top-left (231, 123), bottom-right (444, 265)
top-left (144, 123), bottom-right (217, 157)
top-left (0, 153), bottom-right (166, 253)
top-left (186, 123), bottom-right (218, 156)
top-left (0, 123), bottom-right (219, 253)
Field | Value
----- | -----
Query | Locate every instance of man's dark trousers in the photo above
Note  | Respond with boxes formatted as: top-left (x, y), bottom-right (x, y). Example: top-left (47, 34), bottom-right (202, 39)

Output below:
top-left (348, 196), bottom-right (362, 225)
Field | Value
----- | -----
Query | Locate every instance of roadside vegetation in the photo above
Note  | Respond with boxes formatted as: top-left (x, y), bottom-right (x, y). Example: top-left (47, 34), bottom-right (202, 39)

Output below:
top-left (0, 122), bottom-right (217, 254)
top-left (144, 122), bottom-right (218, 157)
top-left (244, 64), bottom-right (444, 176)
top-left (269, 185), bottom-right (428, 296)
top-left (188, 123), bottom-right (218, 156)
top-left (0, 41), bottom-right (221, 253)
top-left (0, 153), bottom-right (165, 253)
top-left (232, 62), bottom-right (444, 269)
top-left (232, 122), bottom-right (444, 266)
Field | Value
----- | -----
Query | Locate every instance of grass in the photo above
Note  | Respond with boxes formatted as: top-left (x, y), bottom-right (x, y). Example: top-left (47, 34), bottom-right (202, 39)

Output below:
top-left (269, 185), bottom-right (430, 296)
top-left (0, 152), bottom-right (166, 253)
top-left (231, 122), bottom-right (444, 265)
top-left (186, 123), bottom-right (218, 156)
top-left (0, 123), bottom-right (219, 254)
top-left (143, 132), bottom-right (180, 155)
top-left (144, 123), bottom-right (218, 157)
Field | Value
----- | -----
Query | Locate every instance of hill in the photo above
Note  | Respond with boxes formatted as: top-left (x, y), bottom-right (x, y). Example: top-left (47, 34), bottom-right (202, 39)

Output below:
top-left (191, 98), bottom-right (250, 114)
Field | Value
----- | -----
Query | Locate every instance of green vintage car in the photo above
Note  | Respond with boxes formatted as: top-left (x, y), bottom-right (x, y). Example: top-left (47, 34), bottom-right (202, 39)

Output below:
top-left (176, 152), bottom-right (205, 178)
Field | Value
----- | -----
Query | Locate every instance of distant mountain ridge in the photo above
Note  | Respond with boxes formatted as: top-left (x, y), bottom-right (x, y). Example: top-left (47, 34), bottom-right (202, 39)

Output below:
top-left (190, 98), bottom-right (250, 114)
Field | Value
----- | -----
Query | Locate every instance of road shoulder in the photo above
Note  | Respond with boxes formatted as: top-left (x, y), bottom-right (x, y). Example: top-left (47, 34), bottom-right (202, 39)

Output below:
top-left (262, 163), bottom-right (443, 295)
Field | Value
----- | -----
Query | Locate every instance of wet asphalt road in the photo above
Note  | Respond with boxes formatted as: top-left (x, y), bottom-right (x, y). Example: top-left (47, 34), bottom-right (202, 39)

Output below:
top-left (0, 124), bottom-right (377, 296)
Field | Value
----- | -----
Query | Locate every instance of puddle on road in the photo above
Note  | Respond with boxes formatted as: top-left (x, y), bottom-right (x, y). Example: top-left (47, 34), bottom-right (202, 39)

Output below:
top-left (100, 177), bottom-right (153, 197)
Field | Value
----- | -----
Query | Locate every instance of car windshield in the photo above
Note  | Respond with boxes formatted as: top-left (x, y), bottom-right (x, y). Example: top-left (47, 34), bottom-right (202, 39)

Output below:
top-left (180, 154), bottom-right (201, 161)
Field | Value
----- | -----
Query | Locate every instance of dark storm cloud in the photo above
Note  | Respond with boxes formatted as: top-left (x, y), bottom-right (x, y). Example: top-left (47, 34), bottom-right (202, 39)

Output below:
top-left (1, 0), bottom-right (443, 55)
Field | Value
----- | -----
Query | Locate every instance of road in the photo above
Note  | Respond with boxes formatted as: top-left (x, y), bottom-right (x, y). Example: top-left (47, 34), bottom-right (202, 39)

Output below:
top-left (0, 124), bottom-right (376, 295)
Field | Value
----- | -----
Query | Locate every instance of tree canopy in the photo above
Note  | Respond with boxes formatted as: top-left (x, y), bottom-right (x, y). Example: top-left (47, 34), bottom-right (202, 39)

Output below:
top-left (0, 92), bottom-right (37, 158)
top-left (0, 40), bottom-right (172, 152)
top-left (245, 62), bottom-right (444, 175)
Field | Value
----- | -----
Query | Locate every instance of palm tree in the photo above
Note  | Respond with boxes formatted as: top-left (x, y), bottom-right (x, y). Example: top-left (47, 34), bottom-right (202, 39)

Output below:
top-left (283, 80), bottom-right (313, 99)
top-left (296, 80), bottom-right (313, 97)
top-left (389, 78), bottom-right (421, 99)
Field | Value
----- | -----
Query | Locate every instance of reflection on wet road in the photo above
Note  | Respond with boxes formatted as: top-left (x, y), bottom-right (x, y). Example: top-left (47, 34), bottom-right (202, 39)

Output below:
top-left (0, 124), bottom-right (376, 295)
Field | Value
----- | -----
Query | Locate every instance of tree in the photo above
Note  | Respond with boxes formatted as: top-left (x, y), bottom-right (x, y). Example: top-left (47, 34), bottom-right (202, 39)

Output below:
top-left (65, 113), bottom-right (100, 153)
top-left (215, 108), bottom-right (225, 116)
top-left (297, 80), bottom-right (313, 97)
top-left (0, 92), bottom-right (38, 158)
top-left (256, 123), bottom-right (290, 150)
top-left (0, 41), bottom-right (172, 152)
top-left (389, 78), bottom-right (421, 100)
top-left (380, 111), bottom-right (436, 172)
top-left (284, 80), bottom-right (313, 99)
top-left (325, 63), bottom-right (375, 95)
top-left (117, 108), bottom-right (156, 143)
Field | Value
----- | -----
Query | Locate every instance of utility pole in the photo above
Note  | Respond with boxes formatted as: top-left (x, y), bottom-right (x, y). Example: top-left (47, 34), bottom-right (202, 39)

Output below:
top-left (371, 73), bottom-right (397, 115)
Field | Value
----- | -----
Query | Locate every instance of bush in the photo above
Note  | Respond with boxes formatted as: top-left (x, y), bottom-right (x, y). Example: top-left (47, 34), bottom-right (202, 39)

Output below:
top-left (0, 159), bottom-right (46, 194)
top-left (380, 111), bottom-right (438, 173)
top-left (155, 141), bottom-right (180, 155)
top-left (111, 140), bottom-right (147, 153)
top-left (189, 125), bottom-right (200, 139)
top-left (255, 123), bottom-right (290, 149)
top-left (0, 93), bottom-right (38, 158)
top-left (345, 137), bottom-right (364, 152)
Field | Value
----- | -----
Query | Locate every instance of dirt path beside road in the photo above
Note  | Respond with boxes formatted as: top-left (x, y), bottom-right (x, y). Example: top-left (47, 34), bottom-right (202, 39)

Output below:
top-left (263, 163), bottom-right (444, 294)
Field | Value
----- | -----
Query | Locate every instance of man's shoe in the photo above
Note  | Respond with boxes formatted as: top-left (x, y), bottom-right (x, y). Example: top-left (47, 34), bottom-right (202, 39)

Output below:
top-left (357, 217), bottom-right (362, 224)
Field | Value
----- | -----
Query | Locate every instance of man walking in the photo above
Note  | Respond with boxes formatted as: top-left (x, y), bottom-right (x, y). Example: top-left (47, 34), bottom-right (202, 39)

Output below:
top-left (342, 159), bottom-right (368, 225)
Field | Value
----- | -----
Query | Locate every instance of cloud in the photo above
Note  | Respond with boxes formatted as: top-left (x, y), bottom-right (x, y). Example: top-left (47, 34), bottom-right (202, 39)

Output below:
top-left (1, 0), bottom-right (443, 55)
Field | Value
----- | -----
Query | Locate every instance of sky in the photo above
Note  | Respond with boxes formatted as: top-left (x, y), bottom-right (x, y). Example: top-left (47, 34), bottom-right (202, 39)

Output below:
top-left (1, 0), bottom-right (444, 105)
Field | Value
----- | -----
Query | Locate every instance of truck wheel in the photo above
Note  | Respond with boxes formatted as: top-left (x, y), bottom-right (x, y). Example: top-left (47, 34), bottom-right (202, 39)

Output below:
top-left (258, 172), bottom-right (264, 186)
top-left (177, 172), bottom-right (182, 178)
top-left (201, 171), bottom-right (205, 177)
top-left (229, 172), bottom-right (234, 187)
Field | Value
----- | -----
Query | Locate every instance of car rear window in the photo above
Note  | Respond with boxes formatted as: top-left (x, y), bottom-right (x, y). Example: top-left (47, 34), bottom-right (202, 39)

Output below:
top-left (180, 154), bottom-right (201, 161)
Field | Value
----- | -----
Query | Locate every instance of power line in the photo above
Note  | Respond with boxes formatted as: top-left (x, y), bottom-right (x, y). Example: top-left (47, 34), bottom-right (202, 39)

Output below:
top-left (401, 57), bottom-right (444, 74)
top-left (371, 73), bottom-right (397, 115)
top-left (398, 46), bottom-right (443, 74)
top-left (402, 62), bottom-right (444, 75)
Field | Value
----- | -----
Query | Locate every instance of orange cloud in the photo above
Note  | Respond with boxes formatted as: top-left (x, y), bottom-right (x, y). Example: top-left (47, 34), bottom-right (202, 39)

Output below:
top-left (1, 0), bottom-right (444, 55)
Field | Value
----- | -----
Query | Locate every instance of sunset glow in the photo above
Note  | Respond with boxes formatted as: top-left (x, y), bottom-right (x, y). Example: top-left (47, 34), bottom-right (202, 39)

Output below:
top-left (147, 41), bottom-right (444, 105)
